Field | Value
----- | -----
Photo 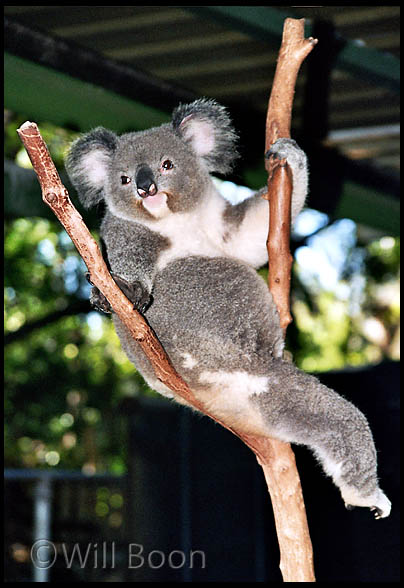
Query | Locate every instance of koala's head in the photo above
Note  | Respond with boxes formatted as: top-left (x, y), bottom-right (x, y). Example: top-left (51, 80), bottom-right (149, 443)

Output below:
top-left (65, 99), bottom-right (238, 221)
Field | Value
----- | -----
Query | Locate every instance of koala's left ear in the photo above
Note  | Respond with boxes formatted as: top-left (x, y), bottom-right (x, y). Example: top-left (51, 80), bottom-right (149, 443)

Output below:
top-left (65, 127), bottom-right (117, 209)
top-left (172, 98), bottom-right (239, 174)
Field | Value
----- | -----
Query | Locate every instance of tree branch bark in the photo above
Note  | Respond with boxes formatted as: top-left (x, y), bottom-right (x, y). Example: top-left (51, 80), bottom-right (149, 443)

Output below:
top-left (251, 18), bottom-right (318, 582)
top-left (17, 18), bottom-right (317, 582)
top-left (265, 18), bottom-right (318, 151)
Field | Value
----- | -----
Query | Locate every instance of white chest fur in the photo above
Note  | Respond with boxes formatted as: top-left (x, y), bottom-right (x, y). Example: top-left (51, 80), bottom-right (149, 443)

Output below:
top-left (145, 186), bottom-right (228, 272)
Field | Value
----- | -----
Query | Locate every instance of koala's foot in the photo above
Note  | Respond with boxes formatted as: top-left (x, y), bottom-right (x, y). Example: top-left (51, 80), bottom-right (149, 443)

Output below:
top-left (111, 274), bottom-right (152, 313)
top-left (265, 138), bottom-right (306, 170)
top-left (90, 286), bottom-right (112, 314)
top-left (85, 273), bottom-right (112, 313)
top-left (345, 503), bottom-right (390, 520)
top-left (342, 486), bottom-right (391, 519)
top-left (86, 273), bottom-right (152, 313)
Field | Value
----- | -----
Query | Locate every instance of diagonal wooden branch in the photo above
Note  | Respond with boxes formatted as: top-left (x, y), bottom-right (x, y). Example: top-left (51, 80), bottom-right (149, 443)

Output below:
top-left (17, 122), bottom-right (196, 405)
top-left (16, 122), bottom-right (239, 433)
top-left (15, 123), bottom-right (289, 470)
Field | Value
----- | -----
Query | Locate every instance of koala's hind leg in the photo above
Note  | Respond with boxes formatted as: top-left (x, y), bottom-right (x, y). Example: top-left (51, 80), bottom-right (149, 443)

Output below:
top-left (251, 358), bottom-right (391, 518)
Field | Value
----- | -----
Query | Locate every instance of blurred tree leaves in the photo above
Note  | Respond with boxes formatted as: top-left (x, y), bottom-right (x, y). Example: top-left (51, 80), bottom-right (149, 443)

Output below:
top-left (291, 230), bottom-right (400, 372)
top-left (4, 215), bottom-right (150, 473)
top-left (5, 110), bottom-right (78, 169)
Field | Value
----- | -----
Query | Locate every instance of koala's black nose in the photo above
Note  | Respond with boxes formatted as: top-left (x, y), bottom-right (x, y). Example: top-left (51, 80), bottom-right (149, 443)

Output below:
top-left (136, 165), bottom-right (157, 197)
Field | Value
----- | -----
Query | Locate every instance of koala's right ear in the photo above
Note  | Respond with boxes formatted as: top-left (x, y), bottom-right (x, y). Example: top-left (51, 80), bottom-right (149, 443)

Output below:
top-left (65, 127), bottom-right (117, 208)
top-left (172, 98), bottom-right (239, 174)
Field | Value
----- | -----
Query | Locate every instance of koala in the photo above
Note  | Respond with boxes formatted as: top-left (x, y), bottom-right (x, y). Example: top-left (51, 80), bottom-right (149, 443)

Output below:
top-left (66, 98), bottom-right (390, 519)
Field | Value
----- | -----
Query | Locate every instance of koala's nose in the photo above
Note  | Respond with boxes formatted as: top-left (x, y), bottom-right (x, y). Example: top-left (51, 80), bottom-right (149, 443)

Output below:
top-left (136, 165), bottom-right (157, 197)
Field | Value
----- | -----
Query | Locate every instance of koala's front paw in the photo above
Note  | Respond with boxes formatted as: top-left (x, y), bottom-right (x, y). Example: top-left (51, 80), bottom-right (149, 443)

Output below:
top-left (85, 272), bottom-right (112, 313)
top-left (265, 138), bottom-right (306, 170)
top-left (111, 274), bottom-right (152, 313)
top-left (86, 273), bottom-right (152, 313)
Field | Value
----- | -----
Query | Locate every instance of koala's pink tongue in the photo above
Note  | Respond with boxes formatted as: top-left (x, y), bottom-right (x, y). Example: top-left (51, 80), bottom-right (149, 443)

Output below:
top-left (142, 192), bottom-right (167, 213)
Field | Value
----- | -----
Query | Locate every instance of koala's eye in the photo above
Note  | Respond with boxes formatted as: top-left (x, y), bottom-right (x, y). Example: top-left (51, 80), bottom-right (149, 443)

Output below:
top-left (161, 159), bottom-right (174, 171)
top-left (121, 175), bottom-right (131, 185)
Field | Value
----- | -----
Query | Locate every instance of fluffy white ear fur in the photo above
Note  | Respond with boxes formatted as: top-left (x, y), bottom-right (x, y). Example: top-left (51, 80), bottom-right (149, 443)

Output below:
top-left (80, 149), bottom-right (111, 192)
top-left (171, 99), bottom-right (238, 174)
top-left (179, 115), bottom-right (216, 158)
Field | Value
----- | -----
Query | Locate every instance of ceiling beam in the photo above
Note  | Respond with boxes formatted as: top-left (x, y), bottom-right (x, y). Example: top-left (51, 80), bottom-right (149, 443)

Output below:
top-left (4, 52), bottom-right (170, 133)
top-left (327, 124), bottom-right (400, 144)
top-left (335, 181), bottom-right (400, 235)
top-left (4, 11), bottom-right (399, 234)
top-left (4, 16), bottom-right (196, 117)
top-left (188, 6), bottom-right (400, 93)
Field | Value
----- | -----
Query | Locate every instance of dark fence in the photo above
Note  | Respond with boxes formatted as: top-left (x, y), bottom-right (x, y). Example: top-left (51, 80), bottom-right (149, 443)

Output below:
top-left (5, 361), bottom-right (399, 582)
top-left (4, 470), bottom-right (127, 582)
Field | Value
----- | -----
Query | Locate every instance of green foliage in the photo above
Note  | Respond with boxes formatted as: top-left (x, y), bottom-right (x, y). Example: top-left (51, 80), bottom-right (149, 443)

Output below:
top-left (4, 218), bottom-right (152, 472)
top-left (5, 110), bottom-right (79, 169)
top-left (292, 232), bottom-right (400, 372)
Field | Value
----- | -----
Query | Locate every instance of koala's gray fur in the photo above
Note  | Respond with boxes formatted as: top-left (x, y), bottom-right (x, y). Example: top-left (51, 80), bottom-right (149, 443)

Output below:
top-left (66, 98), bottom-right (390, 518)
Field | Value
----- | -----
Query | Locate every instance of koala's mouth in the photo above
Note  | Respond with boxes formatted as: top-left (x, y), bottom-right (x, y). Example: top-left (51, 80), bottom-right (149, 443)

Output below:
top-left (141, 191), bottom-right (169, 217)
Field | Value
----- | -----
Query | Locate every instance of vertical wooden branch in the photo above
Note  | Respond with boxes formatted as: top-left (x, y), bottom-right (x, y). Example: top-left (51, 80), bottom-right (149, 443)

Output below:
top-left (265, 18), bottom-right (318, 332)
top-left (267, 161), bottom-right (294, 332)
top-left (265, 18), bottom-right (318, 151)
top-left (253, 18), bottom-right (318, 582)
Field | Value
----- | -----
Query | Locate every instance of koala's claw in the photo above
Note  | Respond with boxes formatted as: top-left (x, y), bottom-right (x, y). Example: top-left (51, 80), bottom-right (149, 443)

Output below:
top-left (138, 294), bottom-right (153, 314)
top-left (90, 286), bottom-right (112, 314)
top-left (85, 272), bottom-right (94, 286)
top-left (346, 503), bottom-right (387, 520)
top-left (370, 506), bottom-right (384, 520)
